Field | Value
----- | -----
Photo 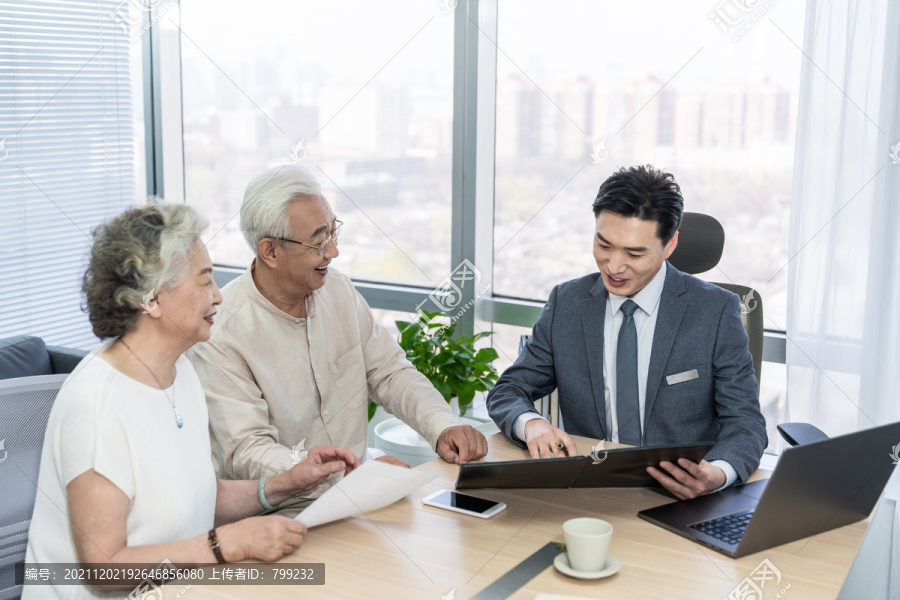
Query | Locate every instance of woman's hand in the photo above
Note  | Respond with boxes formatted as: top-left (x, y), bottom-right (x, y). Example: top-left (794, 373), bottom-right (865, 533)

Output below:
top-left (217, 516), bottom-right (307, 562)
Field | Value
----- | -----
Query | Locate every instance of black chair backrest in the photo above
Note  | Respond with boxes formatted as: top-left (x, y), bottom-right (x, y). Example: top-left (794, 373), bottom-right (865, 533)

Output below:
top-left (667, 212), bottom-right (725, 275)
top-left (0, 337), bottom-right (52, 380)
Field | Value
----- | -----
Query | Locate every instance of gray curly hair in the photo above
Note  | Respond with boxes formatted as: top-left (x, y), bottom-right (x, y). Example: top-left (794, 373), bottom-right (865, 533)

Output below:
top-left (82, 203), bottom-right (209, 339)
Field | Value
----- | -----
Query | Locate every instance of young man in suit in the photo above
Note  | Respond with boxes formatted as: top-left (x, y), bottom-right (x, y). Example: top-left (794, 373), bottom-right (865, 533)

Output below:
top-left (487, 165), bottom-right (767, 499)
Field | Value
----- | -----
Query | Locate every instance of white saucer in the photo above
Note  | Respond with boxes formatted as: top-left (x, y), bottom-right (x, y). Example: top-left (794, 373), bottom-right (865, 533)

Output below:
top-left (553, 553), bottom-right (621, 580)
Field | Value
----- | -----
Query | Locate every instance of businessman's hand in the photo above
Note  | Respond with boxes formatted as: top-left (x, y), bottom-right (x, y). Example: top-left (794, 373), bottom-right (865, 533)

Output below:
top-left (523, 420), bottom-right (577, 459)
top-left (437, 425), bottom-right (488, 464)
top-left (647, 458), bottom-right (726, 499)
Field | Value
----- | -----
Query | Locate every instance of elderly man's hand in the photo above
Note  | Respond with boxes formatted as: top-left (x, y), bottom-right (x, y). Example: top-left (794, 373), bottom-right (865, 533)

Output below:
top-left (647, 458), bottom-right (726, 499)
top-left (436, 425), bottom-right (488, 464)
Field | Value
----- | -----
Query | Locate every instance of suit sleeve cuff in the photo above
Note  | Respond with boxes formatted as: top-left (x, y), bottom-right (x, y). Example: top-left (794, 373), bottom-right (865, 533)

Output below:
top-left (709, 459), bottom-right (738, 491)
top-left (513, 412), bottom-right (548, 442)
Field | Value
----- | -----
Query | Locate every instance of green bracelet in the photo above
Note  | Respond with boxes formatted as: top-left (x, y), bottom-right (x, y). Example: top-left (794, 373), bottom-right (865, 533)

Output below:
top-left (258, 473), bottom-right (279, 511)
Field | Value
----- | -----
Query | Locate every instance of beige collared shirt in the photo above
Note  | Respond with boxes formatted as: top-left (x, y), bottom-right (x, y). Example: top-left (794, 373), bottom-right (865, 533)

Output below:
top-left (187, 263), bottom-right (459, 496)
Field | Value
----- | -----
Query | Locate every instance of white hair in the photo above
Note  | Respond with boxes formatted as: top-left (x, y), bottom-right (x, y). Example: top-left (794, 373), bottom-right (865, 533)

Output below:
top-left (240, 164), bottom-right (324, 255)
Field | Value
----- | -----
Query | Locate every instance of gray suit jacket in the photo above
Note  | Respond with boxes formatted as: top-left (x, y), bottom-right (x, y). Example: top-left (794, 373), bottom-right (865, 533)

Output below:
top-left (486, 263), bottom-right (767, 484)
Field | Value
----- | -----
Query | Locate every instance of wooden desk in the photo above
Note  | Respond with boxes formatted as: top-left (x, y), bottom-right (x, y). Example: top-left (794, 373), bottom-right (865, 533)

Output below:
top-left (175, 434), bottom-right (871, 600)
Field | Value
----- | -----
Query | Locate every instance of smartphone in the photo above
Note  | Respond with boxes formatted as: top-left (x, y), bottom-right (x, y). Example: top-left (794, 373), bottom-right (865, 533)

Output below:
top-left (422, 489), bottom-right (507, 519)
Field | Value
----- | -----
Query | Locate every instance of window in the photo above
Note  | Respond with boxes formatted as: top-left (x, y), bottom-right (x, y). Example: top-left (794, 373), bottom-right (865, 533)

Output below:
top-left (180, 1), bottom-right (455, 286)
top-left (492, 0), bottom-right (807, 331)
top-left (168, 1), bottom-right (793, 452)
top-left (0, 0), bottom-right (145, 350)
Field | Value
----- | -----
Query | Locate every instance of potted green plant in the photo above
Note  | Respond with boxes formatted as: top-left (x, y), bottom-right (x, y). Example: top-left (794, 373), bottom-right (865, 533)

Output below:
top-left (368, 309), bottom-right (500, 420)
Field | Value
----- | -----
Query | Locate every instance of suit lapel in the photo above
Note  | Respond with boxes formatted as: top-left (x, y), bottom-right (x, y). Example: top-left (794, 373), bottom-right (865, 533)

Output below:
top-left (580, 276), bottom-right (608, 439)
top-left (644, 264), bottom-right (688, 429)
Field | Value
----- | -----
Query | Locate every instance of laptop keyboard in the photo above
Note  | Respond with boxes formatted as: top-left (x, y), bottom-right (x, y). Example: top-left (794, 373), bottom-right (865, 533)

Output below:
top-left (690, 511), bottom-right (754, 545)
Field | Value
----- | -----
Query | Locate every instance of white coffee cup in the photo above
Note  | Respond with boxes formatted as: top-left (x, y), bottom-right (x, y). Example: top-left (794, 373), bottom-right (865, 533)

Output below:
top-left (563, 517), bottom-right (613, 573)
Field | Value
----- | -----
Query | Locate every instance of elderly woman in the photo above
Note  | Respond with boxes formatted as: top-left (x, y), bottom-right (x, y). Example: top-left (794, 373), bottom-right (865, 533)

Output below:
top-left (24, 204), bottom-right (358, 599)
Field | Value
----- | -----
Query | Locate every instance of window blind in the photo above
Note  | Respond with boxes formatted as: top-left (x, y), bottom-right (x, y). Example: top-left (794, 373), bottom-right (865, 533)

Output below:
top-left (0, 0), bottom-right (142, 351)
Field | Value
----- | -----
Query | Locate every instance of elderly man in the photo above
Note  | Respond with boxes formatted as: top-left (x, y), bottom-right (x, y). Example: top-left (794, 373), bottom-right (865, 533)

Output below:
top-left (189, 164), bottom-right (486, 508)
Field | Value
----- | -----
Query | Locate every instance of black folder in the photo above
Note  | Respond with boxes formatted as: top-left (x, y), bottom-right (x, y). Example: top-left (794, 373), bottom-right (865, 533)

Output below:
top-left (455, 442), bottom-right (714, 489)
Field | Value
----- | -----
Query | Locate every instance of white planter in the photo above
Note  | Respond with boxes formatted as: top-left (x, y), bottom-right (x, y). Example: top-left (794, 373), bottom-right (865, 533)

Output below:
top-left (374, 416), bottom-right (500, 467)
top-left (367, 405), bottom-right (392, 448)
top-left (373, 418), bottom-right (440, 467)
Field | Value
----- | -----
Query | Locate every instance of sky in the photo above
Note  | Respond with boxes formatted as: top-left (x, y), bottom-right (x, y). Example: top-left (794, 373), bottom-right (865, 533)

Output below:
top-left (178, 0), bottom-right (808, 92)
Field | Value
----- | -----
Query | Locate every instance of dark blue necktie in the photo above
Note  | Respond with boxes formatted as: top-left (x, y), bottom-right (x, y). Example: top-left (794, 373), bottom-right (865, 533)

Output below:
top-left (616, 299), bottom-right (642, 446)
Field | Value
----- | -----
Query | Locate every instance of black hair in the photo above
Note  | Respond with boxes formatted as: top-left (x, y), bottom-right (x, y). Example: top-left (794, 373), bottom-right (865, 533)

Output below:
top-left (591, 165), bottom-right (684, 243)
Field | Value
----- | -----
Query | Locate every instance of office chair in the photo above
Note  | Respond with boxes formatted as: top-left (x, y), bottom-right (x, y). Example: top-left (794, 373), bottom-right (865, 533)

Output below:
top-left (0, 374), bottom-right (68, 600)
top-left (667, 212), bottom-right (764, 387)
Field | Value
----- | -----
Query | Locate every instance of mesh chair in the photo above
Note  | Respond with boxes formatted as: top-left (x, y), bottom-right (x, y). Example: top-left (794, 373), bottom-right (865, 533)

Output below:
top-left (0, 374), bottom-right (68, 600)
top-left (667, 212), bottom-right (764, 387)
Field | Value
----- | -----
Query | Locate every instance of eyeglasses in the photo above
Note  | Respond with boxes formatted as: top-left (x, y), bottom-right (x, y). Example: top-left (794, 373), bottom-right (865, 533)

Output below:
top-left (273, 220), bottom-right (343, 256)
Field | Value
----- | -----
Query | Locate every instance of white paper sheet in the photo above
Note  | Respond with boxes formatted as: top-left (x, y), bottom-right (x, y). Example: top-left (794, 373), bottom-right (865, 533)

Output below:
top-left (295, 460), bottom-right (437, 528)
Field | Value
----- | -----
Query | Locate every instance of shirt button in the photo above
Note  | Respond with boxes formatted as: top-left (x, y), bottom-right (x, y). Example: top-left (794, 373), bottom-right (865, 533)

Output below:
top-left (323, 409), bottom-right (330, 418)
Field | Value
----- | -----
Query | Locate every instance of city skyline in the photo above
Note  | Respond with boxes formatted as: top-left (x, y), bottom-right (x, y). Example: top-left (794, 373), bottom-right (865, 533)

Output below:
top-left (179, 0), bottom-right (805, 342)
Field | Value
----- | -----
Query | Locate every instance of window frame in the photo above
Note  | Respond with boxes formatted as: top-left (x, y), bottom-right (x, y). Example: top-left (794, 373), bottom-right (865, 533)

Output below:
top-left (148, 0), bottom-right (787, 363)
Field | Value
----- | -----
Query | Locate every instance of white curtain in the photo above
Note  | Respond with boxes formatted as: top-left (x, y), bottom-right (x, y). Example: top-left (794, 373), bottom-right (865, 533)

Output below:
top-left (786, 0), bottom-right (900, 437)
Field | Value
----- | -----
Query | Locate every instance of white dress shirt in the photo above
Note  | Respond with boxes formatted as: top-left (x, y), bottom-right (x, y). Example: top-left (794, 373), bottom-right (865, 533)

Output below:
top-left (513, 262), bottom-right (737, 488)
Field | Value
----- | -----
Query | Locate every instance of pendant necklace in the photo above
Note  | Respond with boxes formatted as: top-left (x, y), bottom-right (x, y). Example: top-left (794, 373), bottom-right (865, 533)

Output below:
top-left (120, 338), bottom-right (183, 428)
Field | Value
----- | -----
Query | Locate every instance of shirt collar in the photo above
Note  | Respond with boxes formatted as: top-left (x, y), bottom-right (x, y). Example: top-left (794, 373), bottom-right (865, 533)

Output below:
top-left (607, 261), bottom-right (667, 317)
top-left (246, 260), bottom-right (316, 321)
